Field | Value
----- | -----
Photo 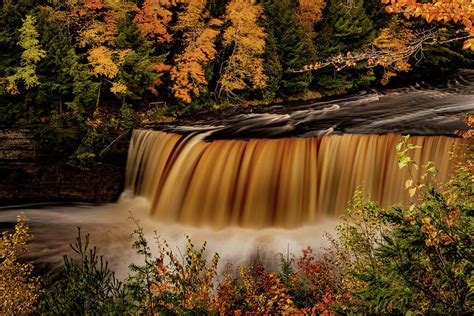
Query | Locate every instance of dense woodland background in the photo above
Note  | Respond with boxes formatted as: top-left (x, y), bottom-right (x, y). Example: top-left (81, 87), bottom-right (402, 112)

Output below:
top-left (0, 0), bottom-right (473, 166)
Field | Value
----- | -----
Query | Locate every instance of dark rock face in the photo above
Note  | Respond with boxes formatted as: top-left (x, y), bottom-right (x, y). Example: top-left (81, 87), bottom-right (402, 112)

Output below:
top-left (0, 129), bottom-right (126, 206)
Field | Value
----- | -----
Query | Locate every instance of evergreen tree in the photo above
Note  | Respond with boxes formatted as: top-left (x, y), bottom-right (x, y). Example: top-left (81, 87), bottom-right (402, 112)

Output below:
top-left (261, 0), bottom-right (314, 99)
top-left (35, 7), bottom-right (77, 114)
top-left (313, 0), bottom-right (376, 95)
top-left (317, 0), bottom-right (375, 57)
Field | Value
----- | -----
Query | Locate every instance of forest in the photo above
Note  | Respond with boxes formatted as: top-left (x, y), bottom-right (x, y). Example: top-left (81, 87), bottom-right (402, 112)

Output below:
top-left (0, 0), bottom-right (473, 166)
top-left (0, 0), bottom-right (473, 315)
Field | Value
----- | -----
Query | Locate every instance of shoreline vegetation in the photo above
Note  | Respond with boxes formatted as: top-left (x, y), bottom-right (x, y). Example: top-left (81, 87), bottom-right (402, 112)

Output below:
top-left (1, 120), bottom-right (473, 314)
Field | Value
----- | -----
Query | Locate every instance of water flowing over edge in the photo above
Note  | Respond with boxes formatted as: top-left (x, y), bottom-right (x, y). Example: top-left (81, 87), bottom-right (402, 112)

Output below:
top-left (125, 129), bottom-right (461, 229)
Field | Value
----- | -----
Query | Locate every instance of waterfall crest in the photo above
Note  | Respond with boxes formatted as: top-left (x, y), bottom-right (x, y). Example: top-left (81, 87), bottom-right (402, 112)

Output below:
top-left (125, 129), bottom-right (460, 228)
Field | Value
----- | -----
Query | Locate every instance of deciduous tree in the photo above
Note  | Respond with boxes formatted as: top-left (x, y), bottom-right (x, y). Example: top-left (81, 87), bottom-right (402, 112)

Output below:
top-left (133, 0), bottom-right (173, 43)
top-left (0, 213), bottom-right (40, 315)
top-left (170, 0), bottom-right (222, 103)
top-left (295, 0), bottom-right (326, 41)
top-left (382, 0), bottom-right (474, 50)
top-left (217, 0), bottom-right (267, 99)
top-left (6, 15), bottom-right (46, 94)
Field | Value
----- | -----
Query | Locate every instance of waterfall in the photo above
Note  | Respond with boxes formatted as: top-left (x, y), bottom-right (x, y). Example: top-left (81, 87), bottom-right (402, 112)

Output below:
top-left (125, 129), bottom-right (460, 228)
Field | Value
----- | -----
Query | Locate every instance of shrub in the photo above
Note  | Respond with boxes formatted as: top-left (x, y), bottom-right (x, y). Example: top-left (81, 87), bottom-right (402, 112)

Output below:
top-left (37, 228), bottom-right (131, 315)
top-left (127, 214), bottom-right (219, 314)
top-left (215, 261), bottom-right (297, 314)
top-left (0, 213), bottom-right (40, 315)
top-left (330, 130), bottom-right (473, 314)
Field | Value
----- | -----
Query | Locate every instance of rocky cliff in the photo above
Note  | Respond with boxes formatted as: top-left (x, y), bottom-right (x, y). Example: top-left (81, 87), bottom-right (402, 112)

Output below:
top-left (0, 129), bottom-right (127, 206)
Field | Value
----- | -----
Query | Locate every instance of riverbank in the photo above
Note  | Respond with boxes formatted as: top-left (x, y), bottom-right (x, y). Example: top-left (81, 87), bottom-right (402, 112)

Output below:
top-left (0, 129), bottom-right (126, 206)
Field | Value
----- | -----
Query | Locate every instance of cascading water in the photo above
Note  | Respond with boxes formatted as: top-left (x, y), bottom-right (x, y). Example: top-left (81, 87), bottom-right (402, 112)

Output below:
top-left (124, 130), bottom-right (460, 228)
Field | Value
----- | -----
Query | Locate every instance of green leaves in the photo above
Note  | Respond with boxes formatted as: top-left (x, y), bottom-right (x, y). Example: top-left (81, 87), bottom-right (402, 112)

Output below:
top-left (6, 15), bottom-right (46, 94)
top-left (38, 228), bottom-right (131, 315)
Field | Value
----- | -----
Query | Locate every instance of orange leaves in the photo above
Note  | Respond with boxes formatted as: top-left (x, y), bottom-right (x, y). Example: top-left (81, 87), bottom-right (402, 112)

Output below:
top-left (133, 0), bottom-right (173, 43)
top-left (173, 0), bottom-right (206, 34)
top-left (170, 0), bottom-right (221, 103)
top-left (170, 30), bottom-right (220, 103)
top-left (296, 0), bottom-right (326, 39)
top-left (218, 0), bottom-right (267, 98)
top-left (84, 0), bottom-right (104, 10)
top-left (383, 0), bottom-right (474, 48)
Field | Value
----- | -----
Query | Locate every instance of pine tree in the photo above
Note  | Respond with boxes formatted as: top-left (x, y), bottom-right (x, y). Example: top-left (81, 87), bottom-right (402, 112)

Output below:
top-left (318, 0), bottom-right (375, 57)
top-left (34, 7), bottom-right (84, 113)
top-left (261, 0), bottom-right (314, 99)
top-left (115, 14), bottom-right (169, 100)
top-left (313, 0), bottom-right (376, 95)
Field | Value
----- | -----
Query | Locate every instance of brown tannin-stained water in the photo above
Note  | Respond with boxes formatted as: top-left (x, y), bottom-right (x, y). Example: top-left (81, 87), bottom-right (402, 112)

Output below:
top-left (125, 130), bottom-right (460, 229)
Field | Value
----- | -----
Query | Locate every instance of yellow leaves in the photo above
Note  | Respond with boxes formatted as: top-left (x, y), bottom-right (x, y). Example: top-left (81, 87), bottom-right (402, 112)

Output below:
top-left (116, 48), bottom-right (132, 64)
top-left (170, 1), bottom-right (220, 103)
top-left (110, 82), bottom-right (128, 94)
top-left (462, 37), bottom-right (474, 51)
top-left (421, 219), bottom-right (457, 247)
top-left (79, 22), bottom-right (116, 48)
top-left (218, 0), bottom-right (267, 98)
top-left (87, 47), bottom-right (129, 79)
top-left (371, 18), bottom-right (416, 84)
top-left (87, 46), bottom-right (119, 79)
top-left (174, 0), bottom-right (206, 34)
top-left (0, 213), bottom-right (40, 315)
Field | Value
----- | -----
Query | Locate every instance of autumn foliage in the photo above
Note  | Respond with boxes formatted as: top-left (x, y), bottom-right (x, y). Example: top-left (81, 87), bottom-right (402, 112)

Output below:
top-left (383, 0), bottom-right (474, 50)
top-left (296, 0), bottom-right (326, 41)
top-left (217, 0), bottom-right (267, 99)
top-left (170, 1), bottom-right (222, 103)
top-left (0, 213), bottom-right (40, 315)
top-left (133, 0), bottom-right (173, 43)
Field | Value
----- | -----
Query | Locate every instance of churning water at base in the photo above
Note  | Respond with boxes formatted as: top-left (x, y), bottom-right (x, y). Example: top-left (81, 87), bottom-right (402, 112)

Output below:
top-left (0, 198), bottom-right (339, 278)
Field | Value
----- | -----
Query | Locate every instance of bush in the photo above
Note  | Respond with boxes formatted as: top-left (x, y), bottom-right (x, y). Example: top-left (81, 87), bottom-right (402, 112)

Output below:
top-left (329, 129), bottom-right (473, 314)
top-left (0, 213), bottom-right (40, 315)
top-left (37, 228), bottom-right (131, 315)
top-left (127, 214), bottom-right (219, 314)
